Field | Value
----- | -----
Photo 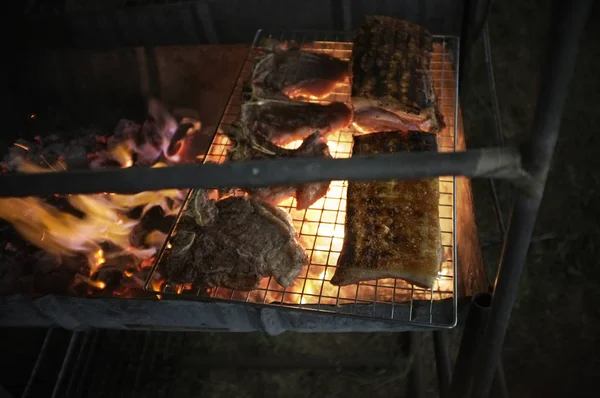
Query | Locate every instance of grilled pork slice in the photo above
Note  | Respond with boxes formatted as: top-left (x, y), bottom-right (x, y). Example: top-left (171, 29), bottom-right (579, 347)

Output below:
top-left (161, 190), bottom-right (308, 290)
top-left (241, 99), bottom-right (352, 145)
top-left (350, 16), bottom-right (444, 134)
top-left (330, 131), bottom-right (442, 289)
top-left (226, 124), bottom-right (332, 210)
top-left (251, 43), bottom-right (350, 100)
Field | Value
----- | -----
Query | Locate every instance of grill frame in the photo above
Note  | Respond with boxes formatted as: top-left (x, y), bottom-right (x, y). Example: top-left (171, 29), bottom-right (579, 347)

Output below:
top-left (0, 1), bottom-right (592, 396)
top-left (144, 29), bottom-right (461, 329)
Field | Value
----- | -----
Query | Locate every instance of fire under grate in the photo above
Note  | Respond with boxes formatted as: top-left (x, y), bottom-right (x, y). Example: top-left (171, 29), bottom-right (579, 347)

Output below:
top-left (145, 30), bottom-right (459, 328)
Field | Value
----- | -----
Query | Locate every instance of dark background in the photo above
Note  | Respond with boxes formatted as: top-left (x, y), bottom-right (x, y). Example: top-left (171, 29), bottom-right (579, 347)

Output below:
top-left (2, 0), bottom-right (600, 397)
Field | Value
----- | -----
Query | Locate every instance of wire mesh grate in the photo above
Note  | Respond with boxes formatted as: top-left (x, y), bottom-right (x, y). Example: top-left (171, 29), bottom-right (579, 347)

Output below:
top-left (146, 29), bottom-right (459, 328)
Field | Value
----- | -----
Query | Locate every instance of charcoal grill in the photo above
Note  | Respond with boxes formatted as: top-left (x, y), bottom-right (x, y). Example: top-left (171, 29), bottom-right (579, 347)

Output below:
top-left (144, 30), bottom-right (460, 329)
top-left (1, 1), bottom-right (593, 397)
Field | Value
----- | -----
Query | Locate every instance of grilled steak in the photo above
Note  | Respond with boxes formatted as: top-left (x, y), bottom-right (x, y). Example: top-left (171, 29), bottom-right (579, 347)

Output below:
top-left (226, 124), bottom-right (332, 210)
top-left (241, 99), bottom-right (352, 145)
top-left (161, 190), bottom-right (308, 290)
top-left (350, 16), bottom-right (444, 134)
top-left (330, 131), bottom-right (442, 289)
top-left (251, 43), bottom-right (350, 100)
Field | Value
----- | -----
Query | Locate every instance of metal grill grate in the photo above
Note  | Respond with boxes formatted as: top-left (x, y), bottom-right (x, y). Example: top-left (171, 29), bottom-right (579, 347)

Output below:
top-left (147, 30), bottom-right (459, 328)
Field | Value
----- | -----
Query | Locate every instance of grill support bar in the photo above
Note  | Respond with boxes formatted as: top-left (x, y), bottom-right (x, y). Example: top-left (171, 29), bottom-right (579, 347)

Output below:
top-left (466, 0), bottom-right (593, 397)
top-left (22, 328), bottom-right (54, 398)
top-left (0, 148), bottom-right (528, 198)
top-left (433, 330), bottom-right (452, 398)
top-left (406, 332), bottom-right (425, 398)
top-left (448, 292), bottom-right (507, 398)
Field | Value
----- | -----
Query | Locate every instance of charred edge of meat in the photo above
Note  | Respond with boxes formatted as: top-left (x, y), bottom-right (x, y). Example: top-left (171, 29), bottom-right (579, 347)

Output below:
top-left (225, 123), bottom-right (293, 162)
top-left (351, 16), bottom-right (435, 115)
top-left (330, 130), bottom-right (441, 288)
top-left (168, 229), bottom-right (197, 257)
top-left (226, 123), bottom-right (273, 162)
top-left (225, 124), bottom-right (332, 210)
top-left (239, 100), bottom-right (353, 145)
top-left (255, 38), bottom-right (301, 52)
top-left (249, 44), bottom-right (350, 101)
top-left (184, 189), bottom-right (218, 227)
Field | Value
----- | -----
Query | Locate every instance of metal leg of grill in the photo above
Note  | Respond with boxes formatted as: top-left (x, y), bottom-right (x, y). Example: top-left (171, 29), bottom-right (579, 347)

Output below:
top-left (491, 360), bottom-right (509, 398)
top-left (22, 328), bottom-right (55, 398)
top-left (405, 332), bottom-right (424, 398)
top-left (448, 293), bottom-right (509, 397)
top-left (448, 292), bottom-right (491, 397)
top-left (50, 331), bottom-right (81, 398)
top-left (434, 331), bottom-right (452, 398)
top-left (0, 383), bottom-right (15, 398)
top-left (64, 330), bottom-right (98, 398)
top-left (459, 0), bottom-right (494, 88)
top-left (466, 1), bottom-right (593, 397)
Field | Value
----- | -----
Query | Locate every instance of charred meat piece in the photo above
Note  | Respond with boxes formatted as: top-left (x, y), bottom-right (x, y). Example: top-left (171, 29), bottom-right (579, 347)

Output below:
top-left (330, 131), bottom-right (442, 289)
top-left (251, 43), bottom-right (350, 100)
top-left (161, 190), bottom-right (308, 290)
top-left (351, 16), bottom-right (444, 134)
top-left (241, 99), bottom-right (352, 145)
top-left (226, 124), bottom-right (332, 210)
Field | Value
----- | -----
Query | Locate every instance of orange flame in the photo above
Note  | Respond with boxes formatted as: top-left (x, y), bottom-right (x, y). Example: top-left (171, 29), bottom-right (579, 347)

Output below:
top-left (0, 118), bottom-right (195, 294)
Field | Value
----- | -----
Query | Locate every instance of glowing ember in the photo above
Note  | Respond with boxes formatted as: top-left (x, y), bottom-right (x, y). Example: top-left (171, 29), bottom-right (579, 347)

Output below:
top-left (0, 101), bottom-right (200, 296)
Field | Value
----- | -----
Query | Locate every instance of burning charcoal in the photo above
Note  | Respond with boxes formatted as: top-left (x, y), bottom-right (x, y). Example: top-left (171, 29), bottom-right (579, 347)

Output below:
top-left (166, 122), bottom-right (194, 159)
top-left (173, 108), bottom-right (201, 122)
top-left (0, 98), bottom-right (195, 298)
top-left (33, 253), bottom-right (76, 294)
top-left (133, 98), bottom-right (178, 166)
top-left (112, 119), bottom-right (142, 139)
top-left (63, 143), bottom-right (89, 170)
top-left (0, 245), bottom-right (32, 294)
top-left (129, 207), bottom-right (177, 248)
top-left (161, 192), bottom-right (308, 290)
top-left (3, 141), bottom-right (32, 171)
top-left (42, 143), bottom-right (67, 165)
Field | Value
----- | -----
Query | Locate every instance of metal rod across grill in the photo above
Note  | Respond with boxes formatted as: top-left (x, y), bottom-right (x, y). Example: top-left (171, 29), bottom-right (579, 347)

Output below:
top-left (144, 30), bottom-right (461, 328)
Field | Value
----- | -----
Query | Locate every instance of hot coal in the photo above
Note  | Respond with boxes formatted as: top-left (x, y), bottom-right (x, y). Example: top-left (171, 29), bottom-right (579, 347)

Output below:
top-left (167, 122), bottom-right (196, 157)
top-left (0, 98), bottom-right (200, 297)
top-left (2, 98), bottom-right (200, 173)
